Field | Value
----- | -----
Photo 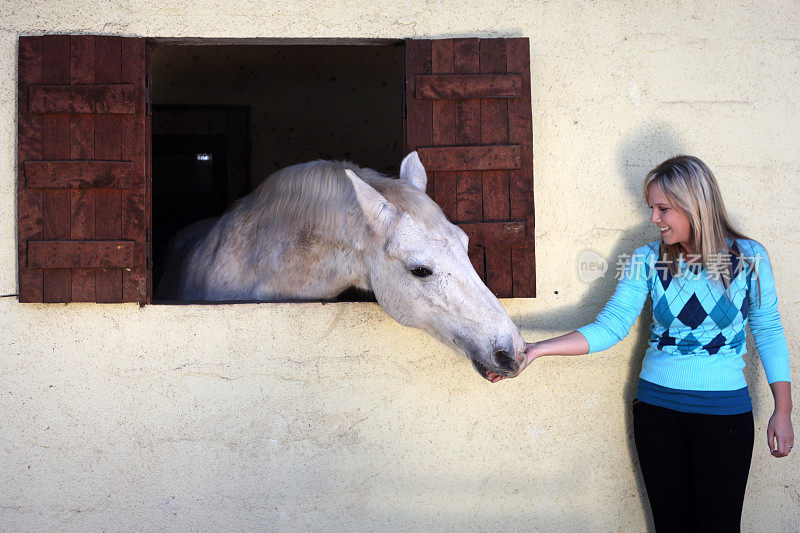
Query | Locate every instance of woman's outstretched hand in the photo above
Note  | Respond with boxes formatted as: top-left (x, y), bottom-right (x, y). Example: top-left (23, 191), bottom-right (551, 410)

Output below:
top-left (487, 332), bottom-right (590, 382)
top-left (488, 342), bottom-right (540, 383)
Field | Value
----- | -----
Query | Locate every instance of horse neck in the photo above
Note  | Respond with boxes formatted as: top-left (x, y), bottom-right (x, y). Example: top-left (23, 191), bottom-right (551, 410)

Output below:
top-left (303, 215), bottom-right (373, 295)
top-left (225, 163), bottom-right (397, 300)
top-left (242, 199), bottom-right (375, 300)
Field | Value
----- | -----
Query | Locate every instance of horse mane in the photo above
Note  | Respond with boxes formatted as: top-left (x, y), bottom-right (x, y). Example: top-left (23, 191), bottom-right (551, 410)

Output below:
top-left (226, 159), bottom-right (448, 246)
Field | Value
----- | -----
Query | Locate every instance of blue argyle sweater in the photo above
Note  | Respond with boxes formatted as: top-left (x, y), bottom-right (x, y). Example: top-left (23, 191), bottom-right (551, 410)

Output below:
top-left (577, 240), bottom-right (791, 395)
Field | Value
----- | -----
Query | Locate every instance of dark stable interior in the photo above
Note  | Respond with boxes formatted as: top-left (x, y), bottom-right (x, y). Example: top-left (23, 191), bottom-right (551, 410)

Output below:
top-left (149, 44), bottom-right (404, 300)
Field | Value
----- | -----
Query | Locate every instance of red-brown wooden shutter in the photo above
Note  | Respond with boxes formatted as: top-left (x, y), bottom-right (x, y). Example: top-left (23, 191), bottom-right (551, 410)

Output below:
top-left (404, 38), bottom-right (535, 297)
top-left (17, 35), bottom-right (150, 303)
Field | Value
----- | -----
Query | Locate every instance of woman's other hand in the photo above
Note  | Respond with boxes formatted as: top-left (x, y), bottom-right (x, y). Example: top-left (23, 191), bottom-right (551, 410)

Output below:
top-left (767, 410), bottom-right (794, 458)
top-left (767, 381), bottom-right (794, 457)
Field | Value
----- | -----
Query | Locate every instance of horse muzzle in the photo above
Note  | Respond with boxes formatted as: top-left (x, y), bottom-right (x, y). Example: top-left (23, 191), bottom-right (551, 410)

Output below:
top-left (471, 348), bottom-right (522, 380)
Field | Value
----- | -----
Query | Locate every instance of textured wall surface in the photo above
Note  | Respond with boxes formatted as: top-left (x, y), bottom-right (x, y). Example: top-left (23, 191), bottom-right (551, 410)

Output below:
top-left (2, 1), bottom-right (799, 531)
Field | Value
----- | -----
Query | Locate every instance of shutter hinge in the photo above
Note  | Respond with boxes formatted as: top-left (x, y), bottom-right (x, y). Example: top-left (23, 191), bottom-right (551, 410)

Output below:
top-left (145, 74), bottom-right (152, 116)
top-left (146, 227), bottom-right (153, 270)
top-left (401, 78), bottom-right (407, 119)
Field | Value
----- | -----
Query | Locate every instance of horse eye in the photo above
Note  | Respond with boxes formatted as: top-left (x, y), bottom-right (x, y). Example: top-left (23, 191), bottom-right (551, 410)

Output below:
top-left (410, 266), bottom-right (432, 278)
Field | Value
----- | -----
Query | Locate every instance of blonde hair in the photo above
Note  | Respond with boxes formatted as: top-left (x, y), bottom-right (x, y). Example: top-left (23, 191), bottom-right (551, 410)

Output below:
top-left (643, 155), bottom-right (754, 289)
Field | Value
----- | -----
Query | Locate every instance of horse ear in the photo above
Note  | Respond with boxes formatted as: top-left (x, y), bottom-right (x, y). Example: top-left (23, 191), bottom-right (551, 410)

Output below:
top-left (345, 169), bottom-right (401, 231)
top-left (399, 151), bottom-right (427, 192)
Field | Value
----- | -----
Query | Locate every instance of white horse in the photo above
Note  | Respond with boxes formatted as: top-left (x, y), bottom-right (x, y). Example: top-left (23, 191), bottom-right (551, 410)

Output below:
top-left (157, 152), bottom-right (526, 379)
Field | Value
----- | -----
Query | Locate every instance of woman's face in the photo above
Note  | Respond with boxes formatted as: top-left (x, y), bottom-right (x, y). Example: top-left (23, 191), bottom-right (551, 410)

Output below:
top-left (647, 183), bottom-right (693, 253)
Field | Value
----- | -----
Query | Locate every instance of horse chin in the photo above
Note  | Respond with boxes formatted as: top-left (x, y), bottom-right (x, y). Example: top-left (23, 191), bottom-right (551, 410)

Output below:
top-left (471, 359), bottom-right (493, 380)
top-left (453, 334), bottom-right (520, 380)
top-left (471, 358), bottom-right (519, 381)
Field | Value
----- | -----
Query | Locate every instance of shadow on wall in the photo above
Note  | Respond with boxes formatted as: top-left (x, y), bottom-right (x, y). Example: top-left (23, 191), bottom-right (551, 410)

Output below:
top-left (517, 121), bottom-right (689, 532)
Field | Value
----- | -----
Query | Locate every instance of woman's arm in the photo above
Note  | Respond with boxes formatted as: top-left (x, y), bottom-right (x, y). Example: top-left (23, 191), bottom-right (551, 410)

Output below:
top-left (526, 331), bottom-right (590, 358)
top-left (488, 245), bottom-right (653, 383)
top-left (487, 332), bottom-right (589, 382)
top-left (746, 242), bottom-right (792, 387)
top-left (767, 381), bottom-right (794, 458)
top-left (744, 242), bottom-right (793, 457)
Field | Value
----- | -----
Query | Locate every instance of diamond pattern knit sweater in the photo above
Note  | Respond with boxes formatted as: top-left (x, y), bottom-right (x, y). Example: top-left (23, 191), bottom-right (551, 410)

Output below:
top-left (577, 240), bottom-right (791, 391)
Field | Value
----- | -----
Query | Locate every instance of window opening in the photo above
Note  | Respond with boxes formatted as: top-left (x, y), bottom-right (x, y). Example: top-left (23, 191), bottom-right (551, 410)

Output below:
top-left (149, 42), bottom-right (405, 302)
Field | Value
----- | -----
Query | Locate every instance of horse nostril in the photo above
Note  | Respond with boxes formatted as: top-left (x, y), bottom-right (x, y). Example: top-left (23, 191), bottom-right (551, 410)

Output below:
top-left (492, 350), bottom-right (517, 372)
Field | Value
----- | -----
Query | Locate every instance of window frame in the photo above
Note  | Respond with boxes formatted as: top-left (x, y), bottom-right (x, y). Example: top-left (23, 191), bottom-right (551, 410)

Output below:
top-left (17, 36), bottom-right (534, 303)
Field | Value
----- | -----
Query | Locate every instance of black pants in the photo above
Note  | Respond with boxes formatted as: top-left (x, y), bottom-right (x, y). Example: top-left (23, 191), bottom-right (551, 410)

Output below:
top-left (633, 400), bottom-right (754, 533)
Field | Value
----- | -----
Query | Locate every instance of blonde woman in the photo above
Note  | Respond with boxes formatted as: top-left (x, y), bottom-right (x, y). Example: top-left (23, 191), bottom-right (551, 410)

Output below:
top-left (492, 156), bottom-right (793, 530)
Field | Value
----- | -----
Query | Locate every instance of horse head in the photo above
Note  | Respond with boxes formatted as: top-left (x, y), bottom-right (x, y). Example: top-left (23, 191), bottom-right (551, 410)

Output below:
top-left (345, 152), bottom-right (526, 380)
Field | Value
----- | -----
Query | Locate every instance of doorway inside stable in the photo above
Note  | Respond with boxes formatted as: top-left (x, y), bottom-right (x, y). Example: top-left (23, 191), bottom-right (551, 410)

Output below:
top-left (149, 42), bottom-right (405, 299)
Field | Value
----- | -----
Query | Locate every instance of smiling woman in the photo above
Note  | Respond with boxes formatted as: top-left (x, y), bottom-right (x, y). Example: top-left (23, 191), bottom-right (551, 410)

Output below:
top-left (497, 155), bottom-right (793, 531)
top-left (644, 156), bottom-right (753, 284)
top-left (646, 185), bottom-right (692, 251)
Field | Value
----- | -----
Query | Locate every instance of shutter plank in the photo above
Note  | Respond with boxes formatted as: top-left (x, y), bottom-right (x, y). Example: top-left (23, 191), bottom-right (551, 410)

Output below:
top-left (95, 36), bottom-right (124, 302)
top-left (453, 39), bottom-right (484, 285)
top-left (455, 167), bottom-right (482, 221)
top-left (42, 35), bottom-right (70, 86)
top-left (70, 116), bottom-right (95, 159)
top-left (28, 240), bottom-right (134, 268)
top-left (42, 115), bottom-right (71, 161)
top-left (453, 39), bottom-right (481, 145)
top-left (70, 35), bottom-right (95, 85)
top-left (435, 177), bottom-right (459, 222)
top-left (121, 38), bottom-right (148, 302)
top-left (25, 161), bottom-right (134, 188)
top-left (416, 74), bottom-right (522, 99)
top-left (507, 38), bottom-right (535, 297)
top-left (19, 189), bottom-right (44, 301)
top-left (486, 245), bottom-right (512, 297)
top-left (404, 40), bottom-right (432, 155)
top-left (42, 35), bottom-right (72, 302)
top-left (96, 188), bottom-right (123, 301)
top-left (70, 35), bottom-right (97, 301)
top-left (42, 189), bottom-right (72, 302)
top-left (18, 36), bottom-right (44, 302)
top-left (29, 84), bottom-right (136, 114)
top-left (70, 189), bottom-right (96, 300)
top-left (432, 40), bottom-right (457, 221)
top-left (480, 39), bottom-right (512, 297)
top-left (70, 37), bottom-right (97, 300)
top-left (405, 39), bottom-right (434, 210)
top-left (458, 221), bottom-right (526, 246)
top-left (42, 189), bottom-right (71, 300)
top-left (95, 112), bottom-right (123, 158)
top-left (479, 39), bottom-right (510, 220)
top-left (42, 189), bottom-right (71, 239)
top-left (468, 246), bottom-right (485, 281)
top-left (418, 145), bottom-right (520, 171)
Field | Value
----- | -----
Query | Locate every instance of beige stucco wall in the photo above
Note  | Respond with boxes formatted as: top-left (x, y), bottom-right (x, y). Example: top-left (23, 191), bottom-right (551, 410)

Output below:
top-left (2, 1), bottom-right (799, 531)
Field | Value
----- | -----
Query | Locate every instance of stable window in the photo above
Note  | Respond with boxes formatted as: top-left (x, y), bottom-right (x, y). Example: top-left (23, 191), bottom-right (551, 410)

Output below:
top-left (16, 36), bottom-right (534, 304)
